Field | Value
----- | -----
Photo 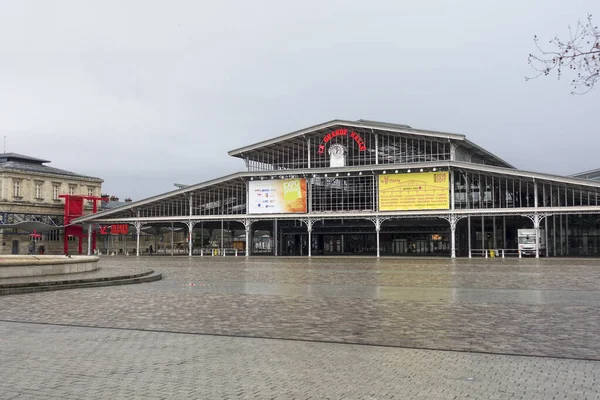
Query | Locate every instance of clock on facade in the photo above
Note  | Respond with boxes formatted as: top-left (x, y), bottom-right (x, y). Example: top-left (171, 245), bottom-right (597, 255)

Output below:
top-left (329, 143), bottom-right (346, 167)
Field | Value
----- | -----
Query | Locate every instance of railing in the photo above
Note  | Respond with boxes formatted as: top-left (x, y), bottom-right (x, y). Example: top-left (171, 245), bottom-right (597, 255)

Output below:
top-left (197, 248), bottom-right (243, 256)
top-left (101, 248), bottom-right (246, 256)
top-left (469, 248), bottom-right (521, 258)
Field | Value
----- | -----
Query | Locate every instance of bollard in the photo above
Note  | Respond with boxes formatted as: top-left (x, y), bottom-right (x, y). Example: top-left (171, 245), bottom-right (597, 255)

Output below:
top-left (485, 249), bottom-right (488, 258)
top-left (235, 249), bottom-right (238, 256)
top-left (468, 249), bottom-right (471, 259)
top-left (518, 250), bottom-right (522, 259)
top-left (502, 249), bottom-right (505, 258)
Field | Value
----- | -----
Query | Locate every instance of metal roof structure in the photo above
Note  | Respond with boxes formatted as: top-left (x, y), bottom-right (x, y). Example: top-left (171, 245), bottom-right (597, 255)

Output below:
top-left (228, 119), bottom-right (515, 169)
top-left (68, 119), bottom-right (600, 259)
top-left (73, 160), bottom-right (600, 224)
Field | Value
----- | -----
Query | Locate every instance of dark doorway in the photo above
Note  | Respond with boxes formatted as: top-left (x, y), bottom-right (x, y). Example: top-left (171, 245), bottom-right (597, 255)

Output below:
top-left (12, 240), bottom-right (19, 254)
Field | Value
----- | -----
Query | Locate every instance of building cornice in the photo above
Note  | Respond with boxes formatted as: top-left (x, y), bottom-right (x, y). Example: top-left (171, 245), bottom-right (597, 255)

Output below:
top-left (0, 169), bottom-right (103, 183)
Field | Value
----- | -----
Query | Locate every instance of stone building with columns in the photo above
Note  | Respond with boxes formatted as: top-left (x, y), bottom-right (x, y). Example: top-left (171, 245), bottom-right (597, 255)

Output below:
top-left (73, 119), bottom-right (600, 258)
top-left (0, 153), bottom-right (103, 255)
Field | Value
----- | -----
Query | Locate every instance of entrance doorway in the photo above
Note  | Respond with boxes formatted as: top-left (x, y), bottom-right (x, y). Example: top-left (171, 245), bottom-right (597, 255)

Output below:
top-left (12, 240), bottom-right (19, 254)
top-left (283, 234), bottom-right (308, 255)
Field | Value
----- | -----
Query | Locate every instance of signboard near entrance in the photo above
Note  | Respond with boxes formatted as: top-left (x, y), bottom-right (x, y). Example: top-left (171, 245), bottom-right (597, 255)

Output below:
top-left (379, 171), bottom-right (449, 211)
top-left (249, 178), bottom-right (307, 214)
top-left (100, 224), bottom-right (129, 235)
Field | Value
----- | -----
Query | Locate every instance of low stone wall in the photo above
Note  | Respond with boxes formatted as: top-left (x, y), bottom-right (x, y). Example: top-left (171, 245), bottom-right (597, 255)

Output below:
top-left (0, 256), bottom-right (100, 278)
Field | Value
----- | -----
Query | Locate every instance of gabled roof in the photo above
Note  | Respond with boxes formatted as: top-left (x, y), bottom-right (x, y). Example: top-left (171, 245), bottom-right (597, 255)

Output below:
top-left (228, 119), bottom-right (464, 155)
top-left (227, 119), bottom-right (515, 169)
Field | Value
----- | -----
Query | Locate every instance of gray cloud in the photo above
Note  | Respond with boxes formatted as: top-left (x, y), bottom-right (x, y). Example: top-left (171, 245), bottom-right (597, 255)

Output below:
top-left (2, 0), bottom-right (599, 200)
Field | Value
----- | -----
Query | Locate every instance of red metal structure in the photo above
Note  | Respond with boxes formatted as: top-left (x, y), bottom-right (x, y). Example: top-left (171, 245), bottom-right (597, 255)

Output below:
top-left (60, 195), bottom-right (107, 254)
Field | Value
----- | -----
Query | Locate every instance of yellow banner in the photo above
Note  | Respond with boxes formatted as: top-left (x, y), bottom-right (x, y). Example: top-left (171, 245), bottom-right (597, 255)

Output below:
top-left (379, 172), bottom-right (449, 211)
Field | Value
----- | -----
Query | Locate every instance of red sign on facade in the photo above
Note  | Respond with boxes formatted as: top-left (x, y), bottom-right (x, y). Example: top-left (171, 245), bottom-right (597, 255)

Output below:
top-left (100, 224), bottom-right (129, 235)
top-left (112, 224), bottom-right (129, 234)
top-left (317, 129), bottom-right (366, 154)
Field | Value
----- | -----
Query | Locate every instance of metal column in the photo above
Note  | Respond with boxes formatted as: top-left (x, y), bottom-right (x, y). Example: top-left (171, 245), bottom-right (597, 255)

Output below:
top-left (468, 216), bottom-right (472, 258)
top-left (188, 222), bottom-right (194, 257)
top-left (245, 223), bottom-right (251, 257)
top-left (170, 222), bottom-right (174, 256)
top-left (87, 224), bottom-right (92, 256)
top-left (534, 214), bottom-right (541, 259)
top-left (375, 218), bottom-right (381, 258)
top-left (305, 219), bottom-right (314, 257)
top-left (135, 222), bottom-right (141, 257)
top-left (449, 215), bottom-right (457, 259)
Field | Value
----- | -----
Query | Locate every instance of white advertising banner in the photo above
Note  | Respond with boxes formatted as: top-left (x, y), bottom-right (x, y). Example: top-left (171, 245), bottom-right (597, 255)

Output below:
top-left (248, 178), bottom-right (307, 214)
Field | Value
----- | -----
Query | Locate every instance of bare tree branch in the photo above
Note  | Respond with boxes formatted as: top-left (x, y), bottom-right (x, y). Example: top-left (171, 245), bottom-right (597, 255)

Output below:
top-left (527, 14), bottom-right (600, 94)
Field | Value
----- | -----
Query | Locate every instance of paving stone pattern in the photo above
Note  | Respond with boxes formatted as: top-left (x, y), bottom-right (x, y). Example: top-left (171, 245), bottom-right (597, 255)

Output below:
top-left (1, 321), bottom-right (599, 400)
top-left (2, 257), bottom-right (600, 398)
top-left (0, 257), bottom-right (600, 359)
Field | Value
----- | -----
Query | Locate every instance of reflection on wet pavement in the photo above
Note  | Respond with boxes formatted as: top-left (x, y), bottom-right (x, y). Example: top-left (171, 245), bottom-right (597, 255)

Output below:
top-left (161, 280), bottom-right (600, 304)
top-left (1, 256), bottom-right (600, 360)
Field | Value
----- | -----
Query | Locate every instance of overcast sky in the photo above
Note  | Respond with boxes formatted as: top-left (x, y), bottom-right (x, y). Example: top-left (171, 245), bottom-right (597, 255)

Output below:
top-left (2, 0), bottom-right (599, 200)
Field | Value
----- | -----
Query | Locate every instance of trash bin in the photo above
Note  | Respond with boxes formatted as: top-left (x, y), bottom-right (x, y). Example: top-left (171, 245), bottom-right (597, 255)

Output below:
top-left (490, 250), bottom-right (495, 258)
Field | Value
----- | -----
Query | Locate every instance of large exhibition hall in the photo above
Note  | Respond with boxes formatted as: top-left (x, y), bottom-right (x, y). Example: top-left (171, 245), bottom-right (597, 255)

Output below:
top-left (74, 120), bottom-right (600, 258)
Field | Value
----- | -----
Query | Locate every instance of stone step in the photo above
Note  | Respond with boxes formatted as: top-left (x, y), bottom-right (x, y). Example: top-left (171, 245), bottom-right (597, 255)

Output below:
top-left (0, 272), bottom-right (162, 295)
top-left (0, 268), bottom-right (155, 289)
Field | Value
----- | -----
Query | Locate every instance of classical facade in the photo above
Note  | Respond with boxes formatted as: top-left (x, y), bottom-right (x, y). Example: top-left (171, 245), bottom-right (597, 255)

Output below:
top-left (73, 119), bottom-right (600, 258)
top-left (0, 153), bottom-right (103, 254)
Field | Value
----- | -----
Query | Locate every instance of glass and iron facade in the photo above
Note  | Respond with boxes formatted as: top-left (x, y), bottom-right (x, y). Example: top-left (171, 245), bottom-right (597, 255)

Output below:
top-left (73, 119), bottom-right (600, 258)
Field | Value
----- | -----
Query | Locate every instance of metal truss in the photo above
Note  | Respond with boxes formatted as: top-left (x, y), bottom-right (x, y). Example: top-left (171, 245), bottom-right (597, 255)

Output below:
top-left (83, 205), bottom-right (600, 227)
top-left (0, 212), bottom-right (64, 226)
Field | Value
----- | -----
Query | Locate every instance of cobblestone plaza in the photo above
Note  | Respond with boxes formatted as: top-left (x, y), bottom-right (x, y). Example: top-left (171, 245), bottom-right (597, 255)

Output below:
top-left (1, 257), bottom-right (600, 399)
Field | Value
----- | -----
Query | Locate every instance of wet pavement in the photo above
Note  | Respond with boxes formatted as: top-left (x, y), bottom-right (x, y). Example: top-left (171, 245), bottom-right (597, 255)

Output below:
top-left (2, 320), bottom-right (600, 400)
top-left (1, 256), bottom-right (600, 360)
top-left (153, 280), bottom-right (600, 305)
top-left (2, 256), bottom-right (600, 398)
